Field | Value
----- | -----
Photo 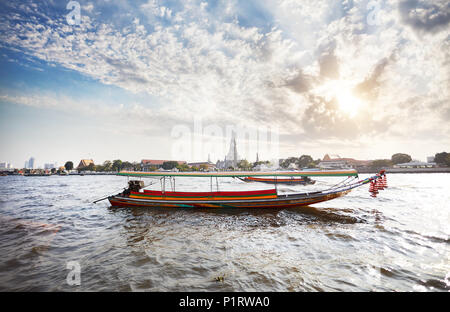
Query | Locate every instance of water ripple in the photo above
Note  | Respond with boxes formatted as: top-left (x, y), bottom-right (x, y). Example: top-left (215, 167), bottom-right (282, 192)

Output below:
top-left (0, 174), bottom-right (449, 291)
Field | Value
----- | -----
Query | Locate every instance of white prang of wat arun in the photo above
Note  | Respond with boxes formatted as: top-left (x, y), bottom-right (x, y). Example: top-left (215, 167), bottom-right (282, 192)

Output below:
top-left (216, 132), bottom-right (240, 170)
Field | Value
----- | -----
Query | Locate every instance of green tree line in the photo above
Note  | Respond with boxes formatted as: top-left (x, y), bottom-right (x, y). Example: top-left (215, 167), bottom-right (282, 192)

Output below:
top-left (64, 160), bottom-right (141, 172)
top-left (61, 151), bottom-right (450, 173)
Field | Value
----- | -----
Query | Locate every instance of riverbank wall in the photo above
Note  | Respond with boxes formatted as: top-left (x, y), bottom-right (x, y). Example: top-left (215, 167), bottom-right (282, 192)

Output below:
top-left (357, 167), bottom-right (450, 174)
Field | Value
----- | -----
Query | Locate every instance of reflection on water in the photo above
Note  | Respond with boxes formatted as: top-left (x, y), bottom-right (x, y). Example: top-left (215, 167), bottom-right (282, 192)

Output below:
top-left (0, 174), bottom-right (449, 291)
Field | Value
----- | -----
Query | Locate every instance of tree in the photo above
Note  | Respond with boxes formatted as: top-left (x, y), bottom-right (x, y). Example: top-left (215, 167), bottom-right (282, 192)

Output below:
top-left (238, 159), bottom-right (251, 170)
top-left (435, 152), bottom-right (450, 166)
top-left (64, 161), bottom-right (74, 171)
top-left (308, 158), bottom-right (322, 168)
top-left (86, 163), bottom-right (95, 171)
top-left (176, 163), bottom-right (190, 171)
top-left (102, 160), bottom-right (112, 171)
top-left (446, 155), bottom-right (450, 167)
top-left (132, 162), bottom-right (141, 171)
top-left (391, 153), bottom-right (412, 165)
top-left (199, 164), bottom-right (210, 171)
top-left (112, 160), bottom-right (123, 172)
top-left (252, 160), bottom-right (270, 168)
top-left (296, 155), bottom-right (314, 168)
top-left (445, 155), bottom-right (450, 167)
top-left (280, 157), bottom-right (298, 169)
top-left (95, 160), bottom-right (112, 172)
top-left (121, 161), bottom-right (133, 170)
top-left (162, 161), bottom-right (179, 170)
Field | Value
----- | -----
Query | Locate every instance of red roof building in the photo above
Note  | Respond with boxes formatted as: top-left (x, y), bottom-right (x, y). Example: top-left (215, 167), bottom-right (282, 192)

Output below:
top-left (319, 155), bottom-right (372, 169)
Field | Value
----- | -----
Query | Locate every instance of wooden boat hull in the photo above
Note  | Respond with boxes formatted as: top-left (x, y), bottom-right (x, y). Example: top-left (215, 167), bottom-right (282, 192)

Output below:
top-left (100, 170), bottom-right (386, 208)
top-left (108, 189), bottom-right (351, 209)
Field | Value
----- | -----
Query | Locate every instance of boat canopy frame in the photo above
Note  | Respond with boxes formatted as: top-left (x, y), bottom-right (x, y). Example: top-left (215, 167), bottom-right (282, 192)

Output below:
top-left (118, 169), bottom-right (359, 195)
top-left (99, 170), bottom-right (387, 207)
top-left (117, 169), bottom-right (358, 178)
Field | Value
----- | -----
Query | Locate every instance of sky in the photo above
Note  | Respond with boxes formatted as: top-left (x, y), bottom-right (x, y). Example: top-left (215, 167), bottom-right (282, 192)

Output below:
top-left (0, 0), bottom-right (449, 168)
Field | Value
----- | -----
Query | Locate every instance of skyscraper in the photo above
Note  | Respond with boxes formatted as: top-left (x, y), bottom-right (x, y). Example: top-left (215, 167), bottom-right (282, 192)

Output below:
top-left (28, 157), bottom-right (35, 169)
top-left (44, 163), bottom-right (56, 170)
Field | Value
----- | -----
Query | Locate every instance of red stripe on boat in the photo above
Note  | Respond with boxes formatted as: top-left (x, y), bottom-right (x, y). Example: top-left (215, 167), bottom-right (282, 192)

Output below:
top-left (140, 189), bottom-right (276, 197)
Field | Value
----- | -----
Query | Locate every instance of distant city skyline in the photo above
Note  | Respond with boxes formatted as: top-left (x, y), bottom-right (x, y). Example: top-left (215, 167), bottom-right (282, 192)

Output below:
top-left (0, 1), bottom-right (448, 166)
top-left (1, 151), bottom-right (441, 170)
top-left (0, 161), bottom-right (12, 169)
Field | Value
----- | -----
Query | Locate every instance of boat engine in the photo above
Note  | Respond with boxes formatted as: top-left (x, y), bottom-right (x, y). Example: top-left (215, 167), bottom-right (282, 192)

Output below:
top-left (121, 180), bottom-right (145, 197)
top-left (128, 180), bottom-right (145, 192)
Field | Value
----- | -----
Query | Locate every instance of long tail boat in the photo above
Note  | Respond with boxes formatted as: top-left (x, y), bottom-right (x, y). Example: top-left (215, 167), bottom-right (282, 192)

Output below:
top-left (99, 169), bottom-right (387, 209)
top-left (237, 175), bottom-right (316, 185)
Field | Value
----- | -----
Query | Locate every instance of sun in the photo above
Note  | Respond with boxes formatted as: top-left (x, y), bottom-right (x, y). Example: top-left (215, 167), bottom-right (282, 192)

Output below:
top-left (335, 89), bottom-right (362, 118)
top-left (318, 80), bottom-right (363, 118)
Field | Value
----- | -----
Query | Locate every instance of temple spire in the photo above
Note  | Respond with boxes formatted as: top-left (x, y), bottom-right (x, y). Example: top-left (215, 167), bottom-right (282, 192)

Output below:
top-left (225, 131), bottom-right (239, 168)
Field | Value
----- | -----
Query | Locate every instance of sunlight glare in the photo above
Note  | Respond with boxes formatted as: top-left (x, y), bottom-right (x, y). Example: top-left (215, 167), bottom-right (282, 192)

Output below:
top-left (336, 89), bottom-right (361, 118)
top-left (319, 80), bottom-right (363, 118)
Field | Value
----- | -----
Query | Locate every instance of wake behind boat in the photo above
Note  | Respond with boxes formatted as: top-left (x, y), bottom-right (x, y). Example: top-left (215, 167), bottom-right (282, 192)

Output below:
top-left (98, 169), bottom-right (388, 209)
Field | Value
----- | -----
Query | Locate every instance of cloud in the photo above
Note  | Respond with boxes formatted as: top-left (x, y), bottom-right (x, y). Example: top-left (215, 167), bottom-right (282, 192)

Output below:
top-left (283, 70), bottom-right (315, 94)
top-left (354, 52), bottom-right (396, 99)
top-left (398, 0), bottom-right (450, 34)
top-left (301, 94), bottom-right (356, 139)
top-left (82, 2), bottom-right (94, 14)
top-left (319, 45), bottom-right (340, 80)
top-left (299, 93), bottom-right (394, 140)
top-left (0, 0), bottom-right (449, 161)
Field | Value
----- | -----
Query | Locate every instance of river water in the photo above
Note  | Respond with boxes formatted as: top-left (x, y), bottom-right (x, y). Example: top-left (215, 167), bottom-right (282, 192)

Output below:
top-left (0, 173), bottom-right (448, 291)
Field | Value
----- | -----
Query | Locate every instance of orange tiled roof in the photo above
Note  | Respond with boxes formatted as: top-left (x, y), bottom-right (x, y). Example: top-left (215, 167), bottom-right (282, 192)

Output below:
top-left (78, 159), bottom-right (94, 168)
